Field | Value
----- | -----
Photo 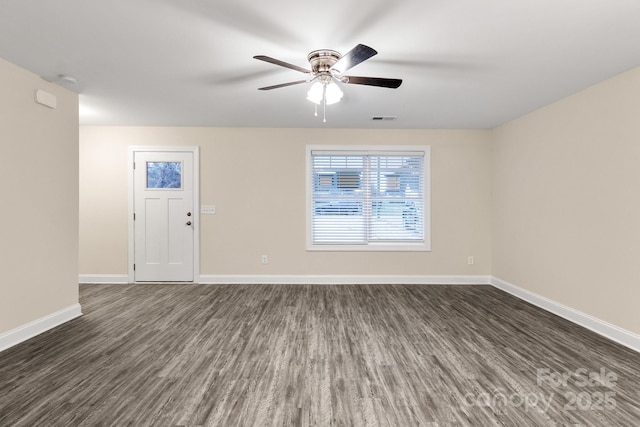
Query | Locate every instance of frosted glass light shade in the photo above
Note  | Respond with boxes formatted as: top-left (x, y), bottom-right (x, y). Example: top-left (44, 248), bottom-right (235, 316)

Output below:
top-left (325, 81), bottom-right (343, 105)
top-left (306, 81), bottom-right (324, 104)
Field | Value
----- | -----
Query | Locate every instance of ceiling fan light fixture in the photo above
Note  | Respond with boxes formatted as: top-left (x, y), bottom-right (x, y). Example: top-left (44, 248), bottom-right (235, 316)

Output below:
top-left (306, 79), bottom-right (343, 105)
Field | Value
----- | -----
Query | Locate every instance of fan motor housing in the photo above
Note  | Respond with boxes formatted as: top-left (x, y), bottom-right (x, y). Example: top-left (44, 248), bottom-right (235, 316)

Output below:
top-left (307, 50), bottom-right (341, 73)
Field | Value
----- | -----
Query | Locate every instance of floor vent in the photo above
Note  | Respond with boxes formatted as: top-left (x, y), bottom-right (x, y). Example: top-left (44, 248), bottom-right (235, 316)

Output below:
top-left (372, 116), bottom-right (397, 121)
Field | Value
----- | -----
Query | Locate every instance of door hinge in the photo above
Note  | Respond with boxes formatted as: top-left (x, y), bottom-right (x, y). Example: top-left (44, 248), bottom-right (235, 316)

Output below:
top-left (133, 264), bottom-right (136, 271)
top-left (133, 161), bottom-right (136, 169)
top-left (133, 213), bottom-right (136, 220)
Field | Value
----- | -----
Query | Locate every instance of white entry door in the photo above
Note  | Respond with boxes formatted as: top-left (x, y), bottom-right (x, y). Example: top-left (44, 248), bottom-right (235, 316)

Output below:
top-left (133, 150), bottom-right (194, 281)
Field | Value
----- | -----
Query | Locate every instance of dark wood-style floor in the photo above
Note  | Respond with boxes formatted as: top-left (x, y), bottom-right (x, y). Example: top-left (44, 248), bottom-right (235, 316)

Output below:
top-left (0, 284), bottom-right (638, 426)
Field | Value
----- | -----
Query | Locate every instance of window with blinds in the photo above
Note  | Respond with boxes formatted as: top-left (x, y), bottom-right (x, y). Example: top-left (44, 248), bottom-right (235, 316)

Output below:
top-left (307, 146), bottom-right (430, 251)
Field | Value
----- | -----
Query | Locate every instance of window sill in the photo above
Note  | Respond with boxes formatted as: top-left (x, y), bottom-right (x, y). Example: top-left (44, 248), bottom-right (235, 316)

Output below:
top-left (306, 242), bottom-right (430, 252)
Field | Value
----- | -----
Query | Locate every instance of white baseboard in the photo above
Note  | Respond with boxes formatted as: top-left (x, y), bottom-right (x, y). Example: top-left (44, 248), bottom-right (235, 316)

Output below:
top-left (198, 275), bottom-right (491, 285)
top-left (79, 274), bottom-right (129, 284)
top-left (0, 304), bottom-right (82, 353)
top-left (491, 276), bottom-right (640, 353)
top-left (79, 274), bottom-right (491, 286)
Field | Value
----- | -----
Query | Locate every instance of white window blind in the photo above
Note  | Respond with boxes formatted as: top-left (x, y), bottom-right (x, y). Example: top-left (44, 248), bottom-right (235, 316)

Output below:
top-left (309, 148), bottom-right (427, 249)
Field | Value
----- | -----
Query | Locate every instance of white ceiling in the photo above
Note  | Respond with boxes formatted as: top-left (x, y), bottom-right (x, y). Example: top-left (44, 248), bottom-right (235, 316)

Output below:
top-left (2, 0), bottom-right (640, 129)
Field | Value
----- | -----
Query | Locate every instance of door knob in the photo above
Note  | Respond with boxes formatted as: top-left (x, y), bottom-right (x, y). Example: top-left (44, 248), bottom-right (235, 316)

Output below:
top-left (186, 221), bottom-right (192, 226)
top-left (187, 212), bottom-right (192, 216)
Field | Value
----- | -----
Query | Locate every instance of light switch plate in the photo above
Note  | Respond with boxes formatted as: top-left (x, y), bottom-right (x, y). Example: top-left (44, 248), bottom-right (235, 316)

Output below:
top-left (201, 205), bottom-right (216, 214)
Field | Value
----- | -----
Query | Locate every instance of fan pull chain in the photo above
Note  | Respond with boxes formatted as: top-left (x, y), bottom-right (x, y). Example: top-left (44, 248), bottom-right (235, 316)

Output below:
top-left (314, 103), bottom-right (318, 117)
top-left (323, 84), bottom-right (327, 123)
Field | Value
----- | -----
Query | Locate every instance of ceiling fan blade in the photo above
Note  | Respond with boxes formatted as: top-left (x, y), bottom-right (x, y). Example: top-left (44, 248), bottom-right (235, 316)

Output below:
top-left (341, 76), bottom-right (402, 89)
top-left (331, 44), bottom-right (377, 73)
top-left (258, 80), bottom-right (309, 90)
top-left (253, 55), bottom-right (311, 74)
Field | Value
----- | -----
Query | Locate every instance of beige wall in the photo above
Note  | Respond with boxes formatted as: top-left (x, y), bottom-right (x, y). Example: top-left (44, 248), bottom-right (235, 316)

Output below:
top-left (79, 127), bottom-right (492, 277)
top-left (0, 58), bottom-right (79, 334)
top-left (492, 66), bottom-right (640, 335)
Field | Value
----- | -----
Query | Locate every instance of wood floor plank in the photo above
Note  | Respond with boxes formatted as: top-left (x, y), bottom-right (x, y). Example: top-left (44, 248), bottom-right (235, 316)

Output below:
top-left (0, 284), bottom-right (638, 426)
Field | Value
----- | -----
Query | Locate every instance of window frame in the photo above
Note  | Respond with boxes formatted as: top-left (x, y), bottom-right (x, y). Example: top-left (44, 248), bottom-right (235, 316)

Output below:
top-left (306, 145), bottom-right (431, 252)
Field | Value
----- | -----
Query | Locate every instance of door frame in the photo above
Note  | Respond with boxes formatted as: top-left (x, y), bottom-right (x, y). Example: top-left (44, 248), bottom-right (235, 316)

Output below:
top-left (127, 146), bottom-right (200, 283)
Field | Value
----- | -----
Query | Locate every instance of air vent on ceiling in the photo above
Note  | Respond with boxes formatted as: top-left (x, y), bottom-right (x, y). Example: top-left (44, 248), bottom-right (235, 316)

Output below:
top-left (372, 116), bottom-right (397, 121)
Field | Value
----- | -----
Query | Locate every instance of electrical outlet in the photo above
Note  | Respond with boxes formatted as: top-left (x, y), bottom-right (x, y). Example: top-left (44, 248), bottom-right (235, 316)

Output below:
top-left (468, 256), bottom-right (474, 265)
top-left (261, 255), bottom-right (268, 264)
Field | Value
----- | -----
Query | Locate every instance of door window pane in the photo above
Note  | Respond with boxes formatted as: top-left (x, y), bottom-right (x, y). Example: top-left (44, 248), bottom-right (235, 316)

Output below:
top-left (147, 162), bottom-right (182, 189)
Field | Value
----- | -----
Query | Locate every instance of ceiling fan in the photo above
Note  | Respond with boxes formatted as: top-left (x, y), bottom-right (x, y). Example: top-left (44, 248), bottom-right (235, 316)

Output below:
top-left (253, 44), bottom-right (402, 121)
